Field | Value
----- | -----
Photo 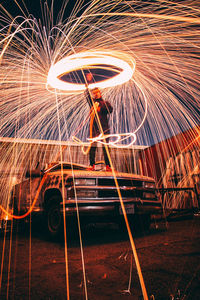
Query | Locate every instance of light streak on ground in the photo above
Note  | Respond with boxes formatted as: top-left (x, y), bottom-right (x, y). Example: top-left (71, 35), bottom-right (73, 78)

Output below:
top-left (0, 0), bottom-right (200, 299)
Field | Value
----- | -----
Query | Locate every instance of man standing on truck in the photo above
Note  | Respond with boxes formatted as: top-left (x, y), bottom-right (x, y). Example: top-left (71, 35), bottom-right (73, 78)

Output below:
top-left (87, 86), bottom-right (113, 171)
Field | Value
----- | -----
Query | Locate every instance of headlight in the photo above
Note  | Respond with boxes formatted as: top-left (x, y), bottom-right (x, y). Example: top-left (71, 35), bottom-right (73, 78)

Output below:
top-left (76, 190), bottom-right (98, 198)
top-left (74, 178), bottom-right (96, 186)
top-left (67, 188), bottom-right (98, 199)
top-left (143, 192), bottom-right (155, 199)
top-left (143, 181), bottom-right (155, 189)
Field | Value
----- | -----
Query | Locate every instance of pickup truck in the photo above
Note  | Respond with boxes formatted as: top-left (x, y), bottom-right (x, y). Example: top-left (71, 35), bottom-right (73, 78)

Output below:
top-left (10, 162), bottom-right (163, 238)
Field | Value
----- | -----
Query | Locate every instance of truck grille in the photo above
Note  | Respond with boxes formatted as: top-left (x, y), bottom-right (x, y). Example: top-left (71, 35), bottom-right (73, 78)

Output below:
top-left (98, 178), bottom-right (143, 187)
top-left (66, 176), bottom-right (155, 200)
top-left (98, 189), bottom-right (139, 198)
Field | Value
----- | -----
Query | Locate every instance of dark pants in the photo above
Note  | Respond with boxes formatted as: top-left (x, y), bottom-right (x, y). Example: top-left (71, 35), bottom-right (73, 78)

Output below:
top-left (89, 141), bottom-right (110, 166)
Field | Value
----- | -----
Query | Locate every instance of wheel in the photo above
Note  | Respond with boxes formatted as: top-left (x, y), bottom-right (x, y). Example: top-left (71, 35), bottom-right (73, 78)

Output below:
top-left (45, 197), bottom-right (63, 239)
top-left (133, 214), bottom-right (151, 232)
top-left (118, 214), bottom-right (151, 235)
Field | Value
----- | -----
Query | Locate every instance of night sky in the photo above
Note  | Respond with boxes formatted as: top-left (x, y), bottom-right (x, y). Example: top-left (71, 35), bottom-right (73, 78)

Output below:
top-left (1, 0), bottom-right (89, 21)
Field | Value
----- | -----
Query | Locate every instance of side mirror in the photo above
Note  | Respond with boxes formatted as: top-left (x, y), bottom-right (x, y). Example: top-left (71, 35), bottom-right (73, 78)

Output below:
top-left (25, 170), bottom-right (43, 178)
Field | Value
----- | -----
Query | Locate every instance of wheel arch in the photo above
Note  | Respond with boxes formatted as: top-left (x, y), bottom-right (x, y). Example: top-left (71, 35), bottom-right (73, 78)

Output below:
top-left (43, 188), bottom-right (62, 210)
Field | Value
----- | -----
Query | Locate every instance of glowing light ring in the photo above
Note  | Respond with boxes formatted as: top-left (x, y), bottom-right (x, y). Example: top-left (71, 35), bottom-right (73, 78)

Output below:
top-left (47, 51), bottom-right (135, 92)
top-left (73, 133), bottom-right (137, 151)
top-left (88, 133), bottom-right (137, 147)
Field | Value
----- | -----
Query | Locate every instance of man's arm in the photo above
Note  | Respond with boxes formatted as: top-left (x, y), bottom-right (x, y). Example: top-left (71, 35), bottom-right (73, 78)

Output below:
top-left (84, 88), bottom-right (93, 108)
top-left (101, 101), bottom-right (113, 114)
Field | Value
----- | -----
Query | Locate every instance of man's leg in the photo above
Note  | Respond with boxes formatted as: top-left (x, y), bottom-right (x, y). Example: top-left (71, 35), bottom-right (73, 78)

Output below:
top-left (102, 143), bottom-right (110, 167)
top-left (89, 142), bottom-right (97, 166)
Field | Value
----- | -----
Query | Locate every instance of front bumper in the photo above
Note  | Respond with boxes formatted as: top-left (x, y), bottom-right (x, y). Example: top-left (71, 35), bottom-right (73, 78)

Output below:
top-left (60, 199), bottom-right (163, 218)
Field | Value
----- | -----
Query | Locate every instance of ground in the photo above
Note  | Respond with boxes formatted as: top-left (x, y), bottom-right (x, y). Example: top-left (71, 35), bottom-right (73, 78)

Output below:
top-left (0, 216), bottom-right (200, 299)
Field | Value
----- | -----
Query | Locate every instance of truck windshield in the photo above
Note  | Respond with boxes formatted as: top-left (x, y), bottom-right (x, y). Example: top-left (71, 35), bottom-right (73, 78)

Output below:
top-left (48, 163), bottom-right (87, 172)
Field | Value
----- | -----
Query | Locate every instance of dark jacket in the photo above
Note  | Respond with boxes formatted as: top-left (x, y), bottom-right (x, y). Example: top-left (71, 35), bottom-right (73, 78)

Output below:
top-left (92, 98), bottom-right (113, 137)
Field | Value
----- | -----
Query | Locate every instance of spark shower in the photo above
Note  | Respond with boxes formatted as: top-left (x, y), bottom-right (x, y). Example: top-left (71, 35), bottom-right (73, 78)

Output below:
top-left (1, 0), bottom-right (200, 147)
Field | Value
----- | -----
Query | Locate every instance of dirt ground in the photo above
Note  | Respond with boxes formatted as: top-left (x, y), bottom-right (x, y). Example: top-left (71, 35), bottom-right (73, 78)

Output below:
top-left (0, 216), bottom-right (200, 300)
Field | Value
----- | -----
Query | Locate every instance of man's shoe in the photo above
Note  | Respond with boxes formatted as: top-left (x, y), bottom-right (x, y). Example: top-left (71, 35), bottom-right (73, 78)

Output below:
top-left (106, 165), bottom-right (112, 172)
top-left (87, 165), bottom-right (95, 171)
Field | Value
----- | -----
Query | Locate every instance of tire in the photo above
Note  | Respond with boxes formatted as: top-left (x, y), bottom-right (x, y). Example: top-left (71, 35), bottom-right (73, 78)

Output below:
top-left (140, 214), bottom-right (151, 231)
top-left (45, 196), bottom-right (63, 239)
top-left (131, 214), bottom-right (151, 232)
top-left (118, 214), bottom-right (151, 235)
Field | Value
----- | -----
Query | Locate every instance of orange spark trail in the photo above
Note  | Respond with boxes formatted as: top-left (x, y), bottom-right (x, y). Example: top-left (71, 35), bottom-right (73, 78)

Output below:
top-left (0, 174), bottom-right (47, 220)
